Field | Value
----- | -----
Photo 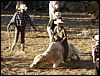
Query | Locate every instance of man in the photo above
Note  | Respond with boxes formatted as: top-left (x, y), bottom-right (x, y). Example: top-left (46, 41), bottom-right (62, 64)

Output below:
top-left (52, 19), bottom-right (69, 62)
top-left (6, 3), bottom-right (37, 53)
top-left (92, 34), bottom-right (99, 75)
top-left (47, 11), bottom-right (62, 42)
top-left (47, 1), bottom-right (61, 43)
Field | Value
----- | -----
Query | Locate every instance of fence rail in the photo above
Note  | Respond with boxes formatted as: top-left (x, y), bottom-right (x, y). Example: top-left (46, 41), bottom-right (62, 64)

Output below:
top-left (1, 12), bottom-right (93, 20)
top-left (2, 12), bottom-right (99, 22)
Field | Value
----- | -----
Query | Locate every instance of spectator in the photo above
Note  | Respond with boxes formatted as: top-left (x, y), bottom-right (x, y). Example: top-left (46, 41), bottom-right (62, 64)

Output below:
top-left (92, 34), bottom-right (99, 75)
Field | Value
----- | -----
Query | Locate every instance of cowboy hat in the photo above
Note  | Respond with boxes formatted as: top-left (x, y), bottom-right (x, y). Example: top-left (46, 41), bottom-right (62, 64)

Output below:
top-left (54, 19), bottom-right (63, 24)
top-left (16, 4), bottom-right (27, 10)
top-left (92, 34), bottom-right (99, 41)
top-left (19, 4), bottom-right (27, 10)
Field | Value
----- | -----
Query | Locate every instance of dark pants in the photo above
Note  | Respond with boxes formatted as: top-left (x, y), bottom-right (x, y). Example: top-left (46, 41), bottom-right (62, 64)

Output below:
top-left (14, 26), bottom-right (25, 44)
top-left (11, 26), bottom-right (25, 51)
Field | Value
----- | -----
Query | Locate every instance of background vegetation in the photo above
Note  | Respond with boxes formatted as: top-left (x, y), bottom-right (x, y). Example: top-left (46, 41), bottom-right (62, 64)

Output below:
top-left (1, 1), bottom-right (99, 13)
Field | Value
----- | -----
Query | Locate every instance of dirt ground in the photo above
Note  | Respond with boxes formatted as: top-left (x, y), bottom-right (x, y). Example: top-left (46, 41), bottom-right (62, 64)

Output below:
top-left (1, 15), bottom-right (99, 75)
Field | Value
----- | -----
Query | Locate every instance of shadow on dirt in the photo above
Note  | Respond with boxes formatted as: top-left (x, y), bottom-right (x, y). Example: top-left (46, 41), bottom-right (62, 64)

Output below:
top-left (1, 56), bottom-right (94, 70)
top-left (59, 60), bottom-right (94, 69)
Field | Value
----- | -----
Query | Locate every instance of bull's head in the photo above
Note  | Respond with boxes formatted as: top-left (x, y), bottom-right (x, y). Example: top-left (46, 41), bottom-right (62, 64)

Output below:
top-left (30, 54), bottom-right (47, 68)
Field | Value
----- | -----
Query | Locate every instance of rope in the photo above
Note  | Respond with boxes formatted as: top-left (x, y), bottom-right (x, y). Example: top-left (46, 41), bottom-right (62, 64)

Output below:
top-left (7, 26), bottom-right (11, 50)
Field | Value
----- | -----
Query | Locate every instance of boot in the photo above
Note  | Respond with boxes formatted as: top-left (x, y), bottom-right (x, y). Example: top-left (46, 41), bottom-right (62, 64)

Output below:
top-left (20, 43), bottom-right (25, 54)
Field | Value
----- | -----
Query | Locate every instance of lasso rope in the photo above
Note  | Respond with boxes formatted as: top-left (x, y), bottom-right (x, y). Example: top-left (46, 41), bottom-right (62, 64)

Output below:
top-left (7, 26), bottom-right (11, 50)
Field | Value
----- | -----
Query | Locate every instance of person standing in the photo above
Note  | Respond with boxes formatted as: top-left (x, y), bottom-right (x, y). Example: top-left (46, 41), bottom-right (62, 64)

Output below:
top-left (92, 34), bottom-right (99, 75)
top-left (47, 1), bottom-right (61, 42)
top-left (6, 3), bottom-right (37, 53)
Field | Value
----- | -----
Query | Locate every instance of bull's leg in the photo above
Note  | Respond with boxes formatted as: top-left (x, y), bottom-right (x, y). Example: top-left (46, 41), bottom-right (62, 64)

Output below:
top-left (75, 54), bottom-right (80, 61)
top-left (53, 59), bottom-right (62, 68)
top-left (30, 62), bottom-right (34, 68)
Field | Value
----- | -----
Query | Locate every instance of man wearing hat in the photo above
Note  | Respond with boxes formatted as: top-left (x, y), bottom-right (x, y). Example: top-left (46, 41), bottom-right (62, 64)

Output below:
top-left (92, 34), bottom-right (99, 75)
top-left (52, 19), bottom-right (69, 62)
top-left (47, 1), bottom-right (61, 43)
top-left (47, 11), bottom-right (62, 43)
top-left (6, 2), bottom-right (37, 53)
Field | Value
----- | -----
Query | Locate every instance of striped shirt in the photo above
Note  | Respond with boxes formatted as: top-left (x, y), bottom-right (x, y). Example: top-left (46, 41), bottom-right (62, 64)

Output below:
top-left (8, 11), bottom-right (35, 27)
